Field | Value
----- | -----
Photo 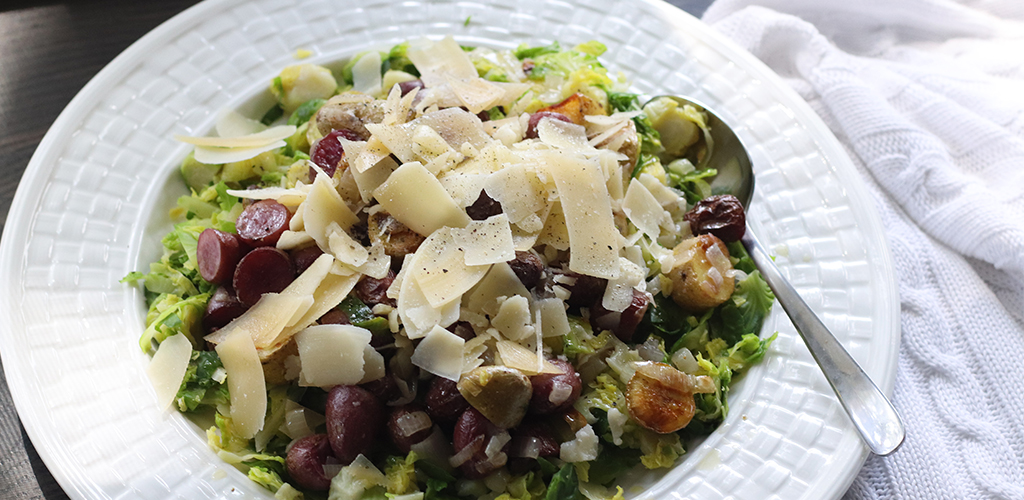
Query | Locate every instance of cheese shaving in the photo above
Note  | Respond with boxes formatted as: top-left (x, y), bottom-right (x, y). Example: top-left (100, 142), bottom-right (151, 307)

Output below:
top-left (215, 328), bottom-right (267, 439)
top-left (542, 151), bottom-right (621, 279)
top-left (495, 340), bottom-right (562, 375)
top-left (193, 140), bottom-right (286, 165)
top-left (451, 214), bottom-right (516, 266)
top-left (146, 333), bottom-right (193, 410)
top-left (410, 325), bottom-right (466, 381)
top-left (176, 125), bottom-right (296, 149)
top-left (622, 178), bottom-right (671, 238)
top-left (410, 228), bottom-right (490, 308)
top-left (374, 161), bottom-right (470, 236)
top-left (295, 324), bottom-right (371, 387)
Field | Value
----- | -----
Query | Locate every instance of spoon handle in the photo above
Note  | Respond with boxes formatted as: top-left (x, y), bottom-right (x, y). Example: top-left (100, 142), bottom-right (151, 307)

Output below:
top-left (741, 226), bottom-right (905, 455)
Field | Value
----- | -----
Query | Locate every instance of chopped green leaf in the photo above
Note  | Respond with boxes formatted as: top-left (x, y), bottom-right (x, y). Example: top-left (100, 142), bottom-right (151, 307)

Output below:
top-left (545, 464), bottom-right (583, 500)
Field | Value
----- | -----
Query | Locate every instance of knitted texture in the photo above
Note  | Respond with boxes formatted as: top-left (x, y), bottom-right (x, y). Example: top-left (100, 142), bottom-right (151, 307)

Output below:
top-left (702, 1), bottom-right (1024, 498)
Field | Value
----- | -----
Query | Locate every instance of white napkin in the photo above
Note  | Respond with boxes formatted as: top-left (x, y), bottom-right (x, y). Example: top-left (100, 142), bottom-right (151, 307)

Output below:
top-left (700, 1), bottom-right (1024, 498)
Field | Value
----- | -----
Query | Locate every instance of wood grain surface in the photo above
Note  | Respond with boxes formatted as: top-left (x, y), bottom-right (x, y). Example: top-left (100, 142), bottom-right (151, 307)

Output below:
top-left (0, 0), bottom-right (711, 498)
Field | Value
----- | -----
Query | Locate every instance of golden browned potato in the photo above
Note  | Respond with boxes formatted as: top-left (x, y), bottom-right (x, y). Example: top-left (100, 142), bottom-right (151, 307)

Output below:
top-left (626, 362), bottom-right (695, 433)
top-left (666, 233), bottom-right (734, 311)
top-left (258, 337), bottom-right (299, 386)
top-left (626, 362), bottom-right (717, 434)
top-left (367, 210), bottom-right (425, 257)
top-left (537, 93), bottom-right (605, 125)
top-left (313, 94), bottom-right (385, 140)
top-left (457, 366), bottom-right (532, 429)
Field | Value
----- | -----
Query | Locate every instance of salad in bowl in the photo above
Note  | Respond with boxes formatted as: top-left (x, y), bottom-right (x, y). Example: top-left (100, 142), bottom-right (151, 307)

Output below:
top-left (125, 36), bottom-right (775, 499)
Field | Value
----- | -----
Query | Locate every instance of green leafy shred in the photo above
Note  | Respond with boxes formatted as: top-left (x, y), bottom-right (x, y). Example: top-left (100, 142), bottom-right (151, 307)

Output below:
top-left (605, 91), bottom-right (663, 178)
top-left (545, 464), bottom-right (583, 500)
top-left (175, 350), bottom-right (228, 412)
top-left (287, 98), bottom-right (327, 126)
top-left (139, 293), bottom-right (208, 353)
top-left (514, 41), bottom-right (562, 59)
top-left (384, 42), bottom-right (419, 76)
top-left (384, 451), bottom-right (418, 494)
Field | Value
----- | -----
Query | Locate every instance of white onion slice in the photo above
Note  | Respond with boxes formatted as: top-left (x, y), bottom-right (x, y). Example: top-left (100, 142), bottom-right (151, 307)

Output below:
top-left (395, 411), bottom-right (432, 438)
top-left (484, 432), bottom-right (511, 460)
top-left (449, 435), bottom-right (483, 468)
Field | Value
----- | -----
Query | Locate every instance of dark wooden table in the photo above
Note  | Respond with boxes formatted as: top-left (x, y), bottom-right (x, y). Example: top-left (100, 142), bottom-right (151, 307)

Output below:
top-left (0, 0), bottom-right (711, 497)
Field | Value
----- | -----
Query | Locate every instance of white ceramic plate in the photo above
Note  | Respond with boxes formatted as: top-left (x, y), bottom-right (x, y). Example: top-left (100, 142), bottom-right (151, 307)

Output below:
top-left (0, 0), bottom-right (899, 498)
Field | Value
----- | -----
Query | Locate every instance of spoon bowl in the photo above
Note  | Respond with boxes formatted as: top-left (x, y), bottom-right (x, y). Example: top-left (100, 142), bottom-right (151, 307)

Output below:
top-left (644, 95), bottom-right (906, 456)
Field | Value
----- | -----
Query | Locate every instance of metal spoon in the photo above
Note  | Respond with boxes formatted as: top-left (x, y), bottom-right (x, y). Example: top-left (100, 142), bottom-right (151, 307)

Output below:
top-left (647, 96), bottom-right (905, 456)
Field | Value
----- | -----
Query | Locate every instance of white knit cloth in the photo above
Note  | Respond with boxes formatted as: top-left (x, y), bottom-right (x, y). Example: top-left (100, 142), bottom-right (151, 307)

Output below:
top-left (701, 1), bottom-right (1024, 498)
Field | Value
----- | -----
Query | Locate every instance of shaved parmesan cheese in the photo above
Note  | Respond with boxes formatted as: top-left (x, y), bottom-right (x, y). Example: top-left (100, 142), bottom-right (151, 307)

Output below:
top-left (295, 325), bottom-right (371, 387)
top-left (304, 173), bottom-right (359, 250)
top-left (227, 185), bottom-right (308, 207)
top-left (543, 151), bottom-right (620, 279)
top-left (381, 82), bottom-right (417, 126)
top-left (452, 214), bottom-right (515, 266)
top-left (329, 226), bottom-right (369, 267)
top-left (290, 202), bottom-right (305, 231)
top-left (491, 295), bottom-right (534, 341)
top-left (368, 107), bottom-right (491, 165)
top-left (438, 171), bottom-right (488, 208)
top-left (537, 298), bottom-right (571, 338)
top-left (411, 325), bottom-right (465, 381)
top-left (276, 230), bottom-right (314, 250)
top-left (146, 333), bottom-right (193, 410)
top-left (511, 224), bottom-right (542, 252)
top-left (491, 82), bottom-right (533, 107)
top-left (495, 340), bottom-right (561, 375)
top-left (560, 425), bottom-right (599, 463)
top-left (351, 154), bottom-right (398, 203)
top-left (203, 293), bottom-right (311, 348)
top-left (412, 124), bottom-right (456, 163)
top-left (586, 118), bottom-right (630, 147)
top-left (356, 242), bottom-right (391, 279)
top-left (410, 228), bottom-right (490, 307)
top-left (536, 202), bottom-right (570, 251)
top-left (398, 267), bottom-right (447, 339)
top-left (361, 344), bottom-right (386, 383)
top-left (352, 135), bottom-right (392, 174)
top-left (483, 164), bottom-right (548, 226)
top-left (536, 119), bottom-right (589, 150)
top-left (464, 262), bottom-right (530, 317)
top-left (602, 257), bottom-right (647, 313)
top-left (215, 328), bottom-right (267, 439)
top-left (352, 51), bottom-right (383, 96)
top-left (447, 76), bottom-right (505, 114)
top-left (623, 178), bottom-right (670, 237)
top-left (282, 272), bottom-right (361, 338)
top-left (407, 36), bottom-right (478, 87)
top-left (416, 108), bottom-right (493, 152)
top-left (639, 173), bottom-right (684, 208)
top-left (216, 110), bottom-right (267, 138)
top-left (374, 161), bottom-right (470, 236)
top-left (176, 125), bottom-right (296, 149)
top-left (194, 140), bottom-right (286, 165)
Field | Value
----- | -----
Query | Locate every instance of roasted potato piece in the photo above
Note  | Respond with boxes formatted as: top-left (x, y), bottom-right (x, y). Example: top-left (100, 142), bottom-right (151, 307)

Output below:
top-left (626, 362), bottom-right (716, 434)
top-left (312, 93), bottom-right (385, 141)
top-left (259, 337), bottom-right (299, 385)
top-left (457, 366), bottom-right (532, 429)
top-left (626, 362), bottom-right (694, 433)
top-left (666, 234), bottom-right (734, 311)
top-left (537, 92), bottom-right (604, 125)
top-left (367, 210), bottom-right (425, 257)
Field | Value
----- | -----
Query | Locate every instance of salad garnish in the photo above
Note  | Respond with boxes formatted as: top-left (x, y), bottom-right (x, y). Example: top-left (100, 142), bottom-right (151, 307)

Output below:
top-left (125, 36), bottom-right (776, 500)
